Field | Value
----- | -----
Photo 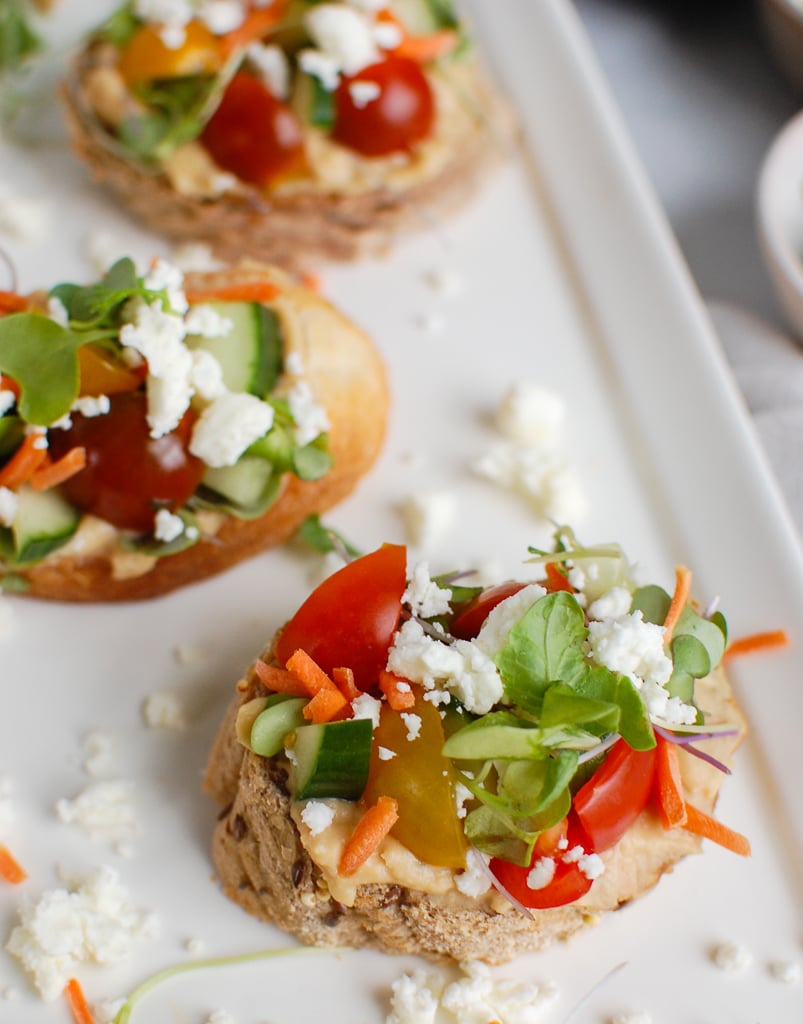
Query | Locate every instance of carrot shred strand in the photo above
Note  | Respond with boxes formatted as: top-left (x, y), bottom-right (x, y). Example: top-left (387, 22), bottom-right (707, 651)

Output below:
top-left (302, 686), bottom-right (348, 724)
top-left (65, 978), bottom-right (96, 1024)
top-left (338, 796), bottom-right (399, 877)
top-left (662, 564), bottom-right (692, 644)
top-left (253, 660), bottom-right (309, 697)
top-left (332, 666), bottom-right (360, 702)
top-left (723, 629), bottom-right (790, 661)
top-left (654, 736), bottom-right (688, 829)
top-left (378, 669), bottom-right (416, 711)
top-left (0, 844), bottom-right (27, 885)
top-left (395, 28), bottom-right (459, 62)
top-left (683, 802), bottom-right (751, 857)
top-left (0, 434), bottom-right (48, 489)
top-left (284, 648), bottom-right (337, 697)
top-left (218, 0), bottom-right (290, 58)
top-left (29, 446), bottom-right (87, 492)
top-left (0, 291), bottom-right (28, 314)
top-left (184, 281), bottom-right (280, 305)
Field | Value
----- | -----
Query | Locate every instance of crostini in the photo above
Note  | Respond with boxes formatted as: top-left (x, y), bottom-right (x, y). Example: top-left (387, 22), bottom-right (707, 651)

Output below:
top-left (0, 258), bottom-right (387, 600)
top-left (204, 530), bottom-right (750, 962)
top-left (61, 0), bottom-right (514, 269)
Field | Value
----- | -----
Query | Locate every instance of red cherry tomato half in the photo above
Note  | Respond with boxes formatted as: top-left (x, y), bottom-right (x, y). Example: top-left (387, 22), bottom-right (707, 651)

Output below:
top-left (274, 544), bottom-right (407, 691)
top-left (201, 73), bottom-right (306, 187)
top-left (573, 738), bottom-right (657, 852)
top-left (333, 56), bottom-right (435, 156)
top-left (450, 581), bottom-right (526, 640)
top-left (49, 391), bottom-right (205, 533)
top-left (490, 813), bottom-right (594, 910)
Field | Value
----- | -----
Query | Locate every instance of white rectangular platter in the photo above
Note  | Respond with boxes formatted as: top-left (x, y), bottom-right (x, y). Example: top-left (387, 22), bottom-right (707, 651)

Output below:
top-left (0, 1), bottom-right (801, 1021)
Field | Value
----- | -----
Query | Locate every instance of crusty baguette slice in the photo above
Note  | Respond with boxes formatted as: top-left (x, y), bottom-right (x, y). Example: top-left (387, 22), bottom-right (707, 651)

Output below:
top-left (204, 637), bottom-right (745, 964)
top-left (61, 43), bottom-right (516, 271)
top-left (12, 262), bottom-right (388, 601)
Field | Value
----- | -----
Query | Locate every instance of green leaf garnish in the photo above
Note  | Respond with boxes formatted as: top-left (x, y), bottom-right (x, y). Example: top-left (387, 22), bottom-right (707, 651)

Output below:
top-left (0, 1), bottom-right (41, 74)
top-left (296, 515), bottom-right (361, 558)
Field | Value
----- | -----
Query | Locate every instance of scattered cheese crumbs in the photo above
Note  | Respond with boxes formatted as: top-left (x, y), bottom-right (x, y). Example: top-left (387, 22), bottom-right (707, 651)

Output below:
top-left (94, 997), bottom-right (127, 1023)
top-left (72, 395), bottom-right (111, 418)
top-left (578, 851), bottom-right (605, 880)
top-left (386, 960), bottom-right (558, 1024)
top-left (378, 746), bottom-right (396, 761)
top-left (247, 41), bottom-right (291, 99)
top-left (300, 801), bottom-right (336, 836)
top-left (205, 1010), bottom-right (236, 1024)
top-left (423, 267), bottom-right (464, 298)
top-left (142, 689), bottom-right (187, 731)
top-left (401, 491), bottom-right (456, 549)
top-left (609, 1013), bottom-right (652, 1024)
top-left (711, 941), bottom-right (754, 973)
top-left (0, 188), bottom-right (50, 241)
top-left (402, 561), bottom-right (452, 618)
top-left (351, 692), bottom-right (381, 728)
top-left (454, 850), bottom-right (492, 897)
top-left (170, 241), bottom-right (223, 272)
top-left (82, 732), bottom-right (114, 778)
top-left (348, 79), bottom-right (381, 107)
top-left (769, 960), bottom-right (801, 984)
top-left (0, 486), bottom-right (18, 528)
top-left (5, 865), bottom-right (158, 1002)
top-left (55, 780), bottom-right (138, 847)
top-left (154, 508), bottom-right (185, 544)
top-left (305, 4), bottom-right (379, 79)
top-left (186, 937), bottom-right (207, 956)
top-left (0, 389), bottom-right (17, 415)
top-left (286, 379), bottom-right (330, 446)
top-left (189, 391), bottom-right (274, 467)
top-left (174, 643), bottom-right (205, 666)
top-left (400, 712), bottom-right (422, 741)
top-left (415, 311), bottom-right (446, 335)
top-left (526, 857), bottom-right (556, 891)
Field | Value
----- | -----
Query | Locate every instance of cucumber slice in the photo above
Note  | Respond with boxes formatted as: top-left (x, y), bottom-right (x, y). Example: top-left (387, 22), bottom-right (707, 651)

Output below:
top-left (185, 301), bottom-right (283, 398)
top-left (250, 695), bottom-right (308, 757)
top-left (200, 456), bottom-right (278, 512)
top-left (9, 484), bottom-right (79, 564)
top-left (392, 0), bottom-right (458, 33)
top-left (291, 718), bottom-right (373, 801)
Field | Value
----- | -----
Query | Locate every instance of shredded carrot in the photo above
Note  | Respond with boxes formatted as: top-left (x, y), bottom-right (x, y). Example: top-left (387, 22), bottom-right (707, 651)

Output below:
top-left (302, 686), bottom-right (348, 724)
top-left (654, 736), bottom-right (688, 829)
top-left (284, 648), bottom-right (338, 697)
top-left (332, 665), bottom-right (361, 702)
top-left (299, 270), bottom-right (322, 293)
top-left (0, 844), bottom-right (27, 885)
top-left (0, 434), bottom-right (48, 490)
top-left (64, 978), bottom-right (96, 1024)
top-left (218, 0), bottom-right (290, 59)
top-left (662, 564), bottom-right (692, 645)
top-left (29, 446), bottom-right (86, 492)
top-left (253, 659), bottom-right (309, 697)
top-left (184, 281), bottom-right (281, 305)
top-left (378, 669), bottom-right (415, 711)
top-left (0, 374), bottom-right (20, 397)
top-left (544, 562), bottom-right (574, 593)
top-left (0, 291), bottom-right (28, 314)
top-left (338, 795), bottom-right (399, 877)
top-left (683, 802), bottom-right (751, 857)
top-left (394, 28), bottom-right (459, 63)
top-left (723, 629), bottom-right (790, 661)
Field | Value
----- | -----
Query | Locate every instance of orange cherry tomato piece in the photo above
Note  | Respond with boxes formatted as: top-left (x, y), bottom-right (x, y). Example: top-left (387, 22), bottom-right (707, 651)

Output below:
top-left (78, 345), bottom-right (143, 398)
top-left (117, 20), bottom-right (221, 87)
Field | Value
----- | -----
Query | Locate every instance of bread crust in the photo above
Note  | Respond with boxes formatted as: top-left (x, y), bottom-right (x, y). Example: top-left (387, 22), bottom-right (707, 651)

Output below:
top-left (61, 44), bottom-right (515, 271)
top-left (9, 262), bottom-right (388, 601)
top-left (204, 640), bottom-right (745, 963)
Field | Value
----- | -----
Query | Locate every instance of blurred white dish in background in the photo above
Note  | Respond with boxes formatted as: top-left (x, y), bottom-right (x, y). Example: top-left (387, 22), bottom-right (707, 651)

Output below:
top-left (757, 107), bottom-right (803, 341)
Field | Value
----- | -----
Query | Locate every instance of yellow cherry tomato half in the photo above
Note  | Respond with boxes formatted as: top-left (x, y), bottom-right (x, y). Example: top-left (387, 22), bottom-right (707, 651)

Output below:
top-left (77, 344), bottom-right (143, 397)
top-left (117, 21), bottom-right (221, 87)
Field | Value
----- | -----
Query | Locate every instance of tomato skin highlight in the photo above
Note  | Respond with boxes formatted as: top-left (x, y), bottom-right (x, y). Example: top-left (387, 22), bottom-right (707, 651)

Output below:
top-left (490, 814), bottom-right (594, 910)
top-left (49, 391), bottom-right (205, 533)
top-left (201, 73), bottom-right (306, 187)
top-left (573, 739), bottom-right (657, 852)
top-left (450, 581), bottom-right (527, 640)
top-left (333, 56), bottom-right (435, 156)
top-left (274, 544), bottom-right (407, 691)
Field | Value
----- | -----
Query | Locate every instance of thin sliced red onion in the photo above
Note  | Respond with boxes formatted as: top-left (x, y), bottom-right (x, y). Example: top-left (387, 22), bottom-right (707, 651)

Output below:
top-left (472, 849), bottom-right (535, 920)
top-left (577, 732), bottom-right (619, 765)
top-left (653, 724), bottom-right (733, 775)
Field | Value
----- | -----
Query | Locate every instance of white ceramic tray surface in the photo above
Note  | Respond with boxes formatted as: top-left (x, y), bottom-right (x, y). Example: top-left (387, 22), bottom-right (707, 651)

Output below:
top-left (1, 1), bottom-right (801, 1021)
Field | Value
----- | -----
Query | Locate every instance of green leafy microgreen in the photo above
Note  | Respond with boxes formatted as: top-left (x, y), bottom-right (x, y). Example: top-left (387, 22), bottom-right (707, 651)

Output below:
top-left (192, 471), bottom-right (283, 521)
top-left (96, 1), bottom-right (140, 48)
top-left (295, 515), bottom-right (361, 558)
top-left (292, 437), bottom-right (332, 480)
top-left (0, 1), bottom-right (41, 74)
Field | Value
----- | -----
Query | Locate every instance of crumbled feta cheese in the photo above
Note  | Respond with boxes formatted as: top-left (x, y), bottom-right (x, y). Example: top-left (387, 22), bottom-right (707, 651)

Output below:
top-left (305, 4), bottom-right (379, 78)
top-left (386, 960), bottom-right (558, 1024)
top-left (609, 1012), bottom-right (652, 1024)
top-left (769, 960), bottom-right (801, 984)
top-left (423, 267), bottom-right (464, 298)
top-left (415, 311), bottom-right (446, 335)
top-left (142, 689), bottom-right (187, 730)
top-left (190, 392), bottom-right (274, 466)
top-left (72, 395), bottom-right (111, 418)
top-left (247, 42), bottom-right (291, 99)
top-left (387, 619), bottom-right (503, 714)
top-left (300, 801), bottom-right (336, 836)
top-left (170, 241), bottom-right (222, 272)
top-left (285, 351), bottom-right (304, 376)
top-left (473, 584), bottom-right (546, 659)
top-left (189, 348), bottom-right (227, 401)
top-left (373, 19), bottom-right (403, 49)
top-left (55, 780), bottom-right (138, 847)
top-left (143, 257), bottom-right (188, 314)
top-left (0, 486), bottom-right (18, 528)
top-left (5, 865), bottom-right (158, 1002)
top-left (586, 611), bottom-right (671, 688)
top-left (297, 49), bottom-right (341, 91)
top-left (402, 561), bottom-right (452, 618)
top-left (526, 857), bottom-right (556, 890)
top-left (205, 1010), bottom-right (236, 1024)
top-left (82, 732), bottom-right (114, 778)
top-left (94, 997), bottom-right (127, 1023)
top-left (578, 851), bottom-right (605, 880)
top-left (472, 442), bottom-right (587, 523)
top-left (186, 936), bottom-right (207, 955)
top-left (378, 746), bottom-right (396, 761)
top-left (286, 379), bottom-right (330, 446)
top-left (401, 491), bottom-right (456, 549)
top-left (0, 193), bottom-right (50, 241)
top-left (348, 79), bottom-right (381, 107)
top-left (351, 692), bottom-right (381, 728)
top-left (0, 389), bottom-right (15, 416)
top-left (198, 0), bottom-right (245, 36)
top-left (154, 508), bottom-right (185, 543)
top-left (587, 586), bottom-right (632, 621)
top-left (454, 850), bottom-right (492, 896)
top-left (400, 712), bottom-right (422, 741)
top-left (495, 384), bottom-right (565, 447)
top-left (422, 688), bottom-right (451, 707)
top-left (174, 643), bottom-right (205, 665)
top-left (711, 941), bottom-right (754, 973)
top-left (184, 303), bottom-right (232, 339)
